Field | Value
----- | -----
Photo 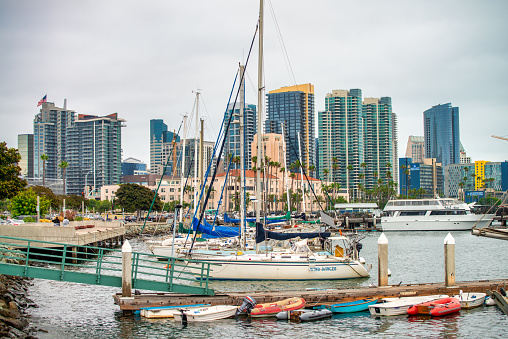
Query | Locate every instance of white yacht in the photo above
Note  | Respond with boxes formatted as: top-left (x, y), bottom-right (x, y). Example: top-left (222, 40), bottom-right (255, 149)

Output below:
top-left (381, 198), bottom-right (494, 231)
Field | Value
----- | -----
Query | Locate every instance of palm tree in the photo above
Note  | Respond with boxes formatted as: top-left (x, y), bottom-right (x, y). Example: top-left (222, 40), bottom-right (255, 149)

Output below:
top-left (58, 161), bottom-right (69, 195)
top-left (40, 154), bottom-right (49, 187)
top-left (323, 169), bottom-right (330, 183)
top-left (358, 173), bottom-right (365, 202)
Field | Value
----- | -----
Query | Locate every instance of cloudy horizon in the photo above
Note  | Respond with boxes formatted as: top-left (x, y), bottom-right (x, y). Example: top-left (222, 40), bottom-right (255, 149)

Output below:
top-left (1, 0), bottom-right (507, 167)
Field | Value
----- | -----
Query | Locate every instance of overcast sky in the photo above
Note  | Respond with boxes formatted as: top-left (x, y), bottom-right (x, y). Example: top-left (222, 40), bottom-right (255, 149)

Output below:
top-left (1, 0), bottom-right (507, 167)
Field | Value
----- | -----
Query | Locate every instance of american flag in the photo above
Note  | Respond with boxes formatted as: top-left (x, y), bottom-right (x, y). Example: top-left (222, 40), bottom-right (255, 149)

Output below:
top-left (37, 94), bottom-right (47, 107)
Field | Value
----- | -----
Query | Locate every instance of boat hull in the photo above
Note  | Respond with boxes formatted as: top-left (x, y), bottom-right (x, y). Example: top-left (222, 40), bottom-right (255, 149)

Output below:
top-left (140, 304), bottom-right (210, 318)
top-left (173, 305), bottom-right (238, 322)
top-left (487, 289), bottom-right (508, 315)
top-left (453, 292), bottom-right (486, 309)
top-left (188, 255), bottom-right (370, 280)
top-left (407, 297), bottom-right (461, 317)
top-left (381, 214), bottom-right (494, 231)
top-left (251, 297), bottom-right (306, 317)
top-left (319, 298), bottom-right (378, 313)
top-left (369, 295), bottom-right (445, 316)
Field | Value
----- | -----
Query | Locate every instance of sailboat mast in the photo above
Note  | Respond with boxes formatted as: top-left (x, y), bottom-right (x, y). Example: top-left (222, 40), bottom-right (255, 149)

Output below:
top-left (281, 122), bottom-right (290, 212)
top-left (256, 0), bottom-right (264, 224)
top-left (200, 118), bottom-right (204, 213)
top-left (297, 131), bottom-right (306, 213)
top-left (179, 115), bottom-right (187, 223)
top-left (240, 65), bottom-right (246, 250)
top-left (193, 91), bottom-right (200, 211)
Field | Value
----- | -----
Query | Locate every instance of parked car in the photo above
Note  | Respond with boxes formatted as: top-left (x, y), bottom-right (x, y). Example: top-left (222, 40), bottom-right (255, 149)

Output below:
top-left (124, 216), bottom-right (137, 222)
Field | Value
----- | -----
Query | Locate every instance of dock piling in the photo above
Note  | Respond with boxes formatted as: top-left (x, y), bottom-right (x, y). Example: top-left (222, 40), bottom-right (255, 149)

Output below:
top-left (444, 233), bottom-right (455, 287)
top-left (378, 233), bottom-right (389, 287)
top-left (122, 240), bottom-right (132, 297)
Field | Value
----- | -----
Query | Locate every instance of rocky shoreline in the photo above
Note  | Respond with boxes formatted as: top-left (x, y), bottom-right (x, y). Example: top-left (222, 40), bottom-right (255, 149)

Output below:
top-left (0, 275), bottom-right (40, 339)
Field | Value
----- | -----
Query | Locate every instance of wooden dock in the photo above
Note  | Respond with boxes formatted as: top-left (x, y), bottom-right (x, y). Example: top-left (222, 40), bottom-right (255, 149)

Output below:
top-left (113, 278), bottom-right (508, 312)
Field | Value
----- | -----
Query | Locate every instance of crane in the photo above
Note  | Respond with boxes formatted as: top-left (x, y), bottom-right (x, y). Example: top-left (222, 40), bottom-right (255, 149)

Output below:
top-left (492, 135), bottom-right (508, 142)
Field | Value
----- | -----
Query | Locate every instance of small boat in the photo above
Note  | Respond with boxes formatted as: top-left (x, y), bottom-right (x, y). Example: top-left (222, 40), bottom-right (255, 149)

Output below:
top-left (487, 288), bottom-right (508, 315)
top-left (316, 298), bottom-right (378, 313)
top-left (172, 305), bottom-right (238, 322)
top-left (452, 292), bottom-right (487, 309)
top-left (250, 297), bottom-right (306, 318)
top-left (138, 304), bottom-right (210, 318)
top-left (407, 297), bottom-right (461, 317)
top-left (369, 295), bottom-right (447, 317)
top-left (276, 309), bottom-right (332, 321)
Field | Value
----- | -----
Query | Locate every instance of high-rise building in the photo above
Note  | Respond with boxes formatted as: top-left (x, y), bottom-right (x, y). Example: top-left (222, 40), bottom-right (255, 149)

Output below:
top-left (17, 134), bottom-right (34, 178)
top-left (318, 89), bottom-right (364, 198)
top-left (122, 157), bottom-right (147, 176)
top-left (265, 84), bottom-right (315, 170)
top-left (169, 138), bottom-right (215, 178)
top-left (405, 136), bottom-right (425, 163)
top-left (66, 113), bottom-right (125, 195)
top-left (444, 161), bottom-right (508, 198)
top-left (33, 100), bottom-right (75, 182)
top-left (150, 119), bottom-right (180, 175)
top-left (363, 97), bottom-right (398, 189)
top-left (224, 102), bottom-right (257, 170)
top-left (459, 142), bottom-right (471, 164)
top-left (424, 103), bottom-right (460, 167)
top-left (251, 133), bottom-right (284, 168)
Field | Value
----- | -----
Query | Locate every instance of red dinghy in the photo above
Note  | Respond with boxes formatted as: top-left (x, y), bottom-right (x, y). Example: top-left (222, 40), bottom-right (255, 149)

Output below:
top-left (407, 297), bottom-right (461, 317)
top-left (250, 297), bottom-right (306, 317)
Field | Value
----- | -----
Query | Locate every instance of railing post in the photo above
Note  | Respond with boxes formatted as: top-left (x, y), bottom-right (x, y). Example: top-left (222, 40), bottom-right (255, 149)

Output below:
top-left (60, 245), bottom-right (68, 281)
top-left (444, 233), bottom-right (456, 287)
top-left (378, 233), bottom-right (389, 287)
top-left (122, 240), bottom-right (132, 297)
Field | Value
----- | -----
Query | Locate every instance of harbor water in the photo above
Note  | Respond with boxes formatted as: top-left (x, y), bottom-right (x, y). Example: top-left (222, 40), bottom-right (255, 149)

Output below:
top-left (28, 231), bottom-right (508, 338)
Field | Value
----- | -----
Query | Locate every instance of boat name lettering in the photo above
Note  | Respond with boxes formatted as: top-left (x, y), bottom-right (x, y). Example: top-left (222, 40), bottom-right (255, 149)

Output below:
top-left (310, 267), bottom-right (336, 272)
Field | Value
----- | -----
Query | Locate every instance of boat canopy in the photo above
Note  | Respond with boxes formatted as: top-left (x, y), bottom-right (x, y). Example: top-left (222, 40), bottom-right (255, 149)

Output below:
top-left (255, 222), bottom-right (331, 244)
top-left (192, 217), bottom-right (239, 239)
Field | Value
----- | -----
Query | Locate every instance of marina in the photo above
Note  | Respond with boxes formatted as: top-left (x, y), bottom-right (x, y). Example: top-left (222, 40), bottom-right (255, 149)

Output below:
top-left (24, 231), bottom-right (508, 338)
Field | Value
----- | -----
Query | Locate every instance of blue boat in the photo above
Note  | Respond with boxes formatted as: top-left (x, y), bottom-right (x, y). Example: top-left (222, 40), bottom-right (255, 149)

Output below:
top-left (316, 298), bottom-right (378, 313)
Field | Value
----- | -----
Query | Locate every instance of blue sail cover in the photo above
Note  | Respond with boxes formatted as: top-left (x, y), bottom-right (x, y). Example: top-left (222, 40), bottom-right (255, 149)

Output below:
top-left (255, 222), bottom-right (331, 244)
top-left (192, 217), bottom-right (240, 239)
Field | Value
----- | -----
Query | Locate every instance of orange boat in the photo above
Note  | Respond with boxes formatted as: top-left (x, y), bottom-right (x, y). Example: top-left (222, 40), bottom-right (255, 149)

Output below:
top-left (407, 297), bottom-right (461, 317)
top-left (250, 297), bottom-right (306, 317)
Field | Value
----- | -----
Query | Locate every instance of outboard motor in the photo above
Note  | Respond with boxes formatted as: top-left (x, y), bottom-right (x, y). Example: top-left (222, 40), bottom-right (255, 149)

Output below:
top-left (179, 309), bottom-right (188, 324)
top-left (500, 287), bottom-right (507, 297)
top-left (356, 242), bottom-right (363, 255)
top-left (236, 296), bottom-right (256, 315)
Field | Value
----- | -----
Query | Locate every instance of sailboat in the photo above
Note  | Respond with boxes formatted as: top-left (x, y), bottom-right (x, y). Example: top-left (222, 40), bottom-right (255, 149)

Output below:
top-left (172, 0), bottom-right (371, 281)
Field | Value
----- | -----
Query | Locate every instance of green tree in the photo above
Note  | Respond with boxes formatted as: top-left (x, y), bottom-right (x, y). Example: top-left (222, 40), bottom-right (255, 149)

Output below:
top-left (10, 188), bottom-right (51, 217)
top-left (0, 142), bottom-right (27, 200)
top-left (58, 161), bottom-right (69, 195)
top-left (115, 183), bottom-right (162, 218)
top-left (96, 200), bottom-right (112, 213)
top-left (31, 185), bottom-right (61, 210)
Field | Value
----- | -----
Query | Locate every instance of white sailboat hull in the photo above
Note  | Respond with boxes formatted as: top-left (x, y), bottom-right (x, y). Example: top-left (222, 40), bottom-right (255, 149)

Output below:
top-left (187, 254), bottom-right (370, 280)
top-left (381, 214), bottom-right (494, 232)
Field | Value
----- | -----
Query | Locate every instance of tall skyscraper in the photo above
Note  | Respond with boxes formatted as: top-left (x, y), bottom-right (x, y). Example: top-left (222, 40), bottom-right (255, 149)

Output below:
top-left (363, 97), bottom-right (398, 189)
top-left (318, 89), bottom-right (363, 195)
top-left (66, 113), bottom-right (125, 195)
top-left (224, 102), bottom-right (257, 169)
top-left (319, 90), bottom-right (398, 198)
top-left (17, 134), bottom-right (34, 178)
top-left (150, 119), bottom-right (180, 175)
top-left (122, 157), bottom-right (147, 176)
top-left (265, 84), bottom-right (315, 170)
top-left (424, 103), bottom-right (460, 167)
top-left (33, 100), bottom-right (75, 182)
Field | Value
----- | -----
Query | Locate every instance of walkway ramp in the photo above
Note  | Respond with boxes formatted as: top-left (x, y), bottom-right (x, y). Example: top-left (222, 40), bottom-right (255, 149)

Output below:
top-left (0, 236), bottom-right (214, 296)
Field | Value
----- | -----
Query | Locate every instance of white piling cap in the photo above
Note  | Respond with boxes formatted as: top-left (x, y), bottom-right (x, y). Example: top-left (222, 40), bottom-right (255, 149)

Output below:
top-left (444, 232), bottom-right (455, 245)
top-left (122, 239), bottom-right (132, 252)
top-left (378, 233), bottom-right (388, 244)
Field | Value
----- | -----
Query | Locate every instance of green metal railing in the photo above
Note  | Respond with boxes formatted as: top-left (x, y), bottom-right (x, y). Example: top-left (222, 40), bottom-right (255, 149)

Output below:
top-left (0, 236), bottom-right (215, 296)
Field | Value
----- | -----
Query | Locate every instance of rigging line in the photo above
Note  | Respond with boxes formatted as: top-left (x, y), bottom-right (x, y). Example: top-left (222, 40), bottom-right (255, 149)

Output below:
top-left (268, 0), bottom-right (297, 86)
top-left (286, 134), bottom-right (327, 214)
top-left (189, 21), bottom-right (259, 255)
top-left (140, 120), bottom-right (184, 234)
top-left (187, 69), bottom-right (240, 227)
top-left (199, 95), bottom-right (217, 139)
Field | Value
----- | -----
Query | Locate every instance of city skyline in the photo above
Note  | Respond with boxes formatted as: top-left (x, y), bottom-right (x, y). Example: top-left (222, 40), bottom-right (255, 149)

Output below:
top-left (1, 1), bottom-right (507, 166)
